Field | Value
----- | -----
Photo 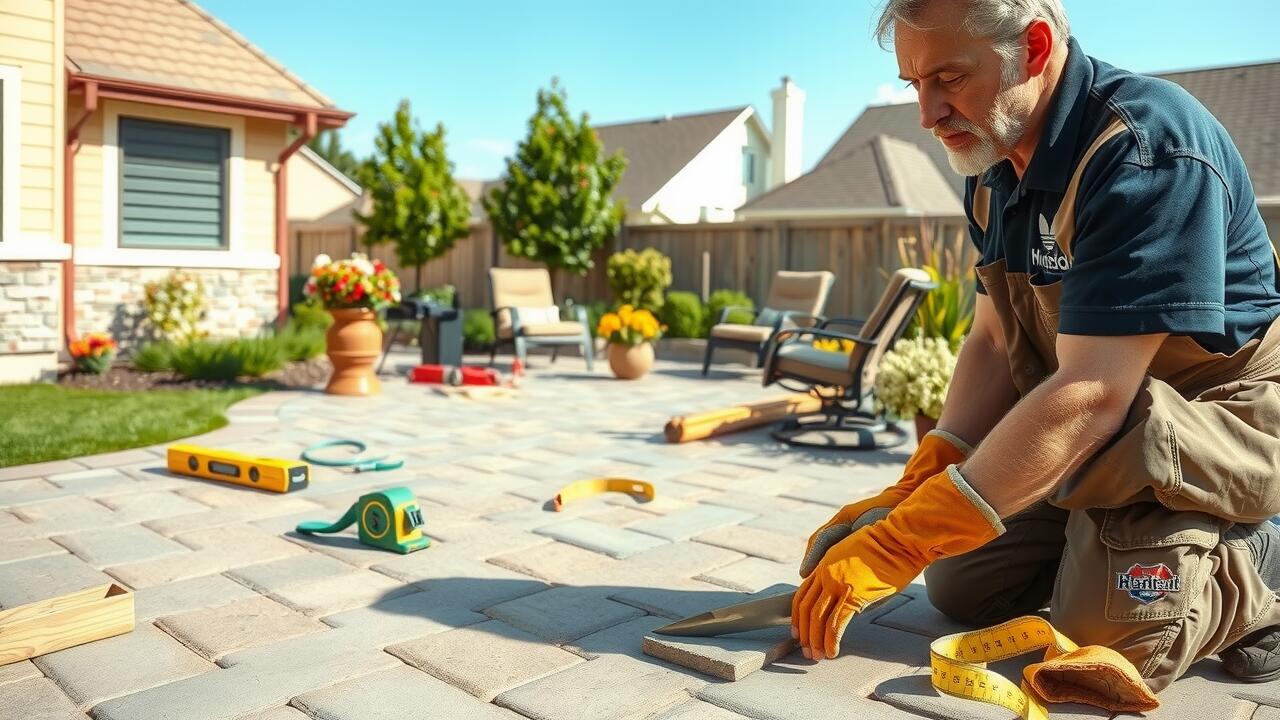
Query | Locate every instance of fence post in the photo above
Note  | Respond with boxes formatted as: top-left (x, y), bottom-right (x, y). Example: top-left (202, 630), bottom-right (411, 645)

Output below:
top-left (701, 250), bottom-right (710, 302)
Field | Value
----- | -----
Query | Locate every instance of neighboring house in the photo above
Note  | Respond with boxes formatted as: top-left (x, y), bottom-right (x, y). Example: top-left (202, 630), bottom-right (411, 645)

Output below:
top-left (596, 77), bottom-right (805, 224)
top-left (749, 58), bottom-right (1280, 237)
top-left (737, 135), bottom-right (962, 221)
top-left (0, 0), bottom-right (352, 382)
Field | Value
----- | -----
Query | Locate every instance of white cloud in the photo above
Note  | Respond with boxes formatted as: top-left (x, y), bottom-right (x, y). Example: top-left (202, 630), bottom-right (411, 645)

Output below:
top-left (870, 82), bottom-right (918, 106)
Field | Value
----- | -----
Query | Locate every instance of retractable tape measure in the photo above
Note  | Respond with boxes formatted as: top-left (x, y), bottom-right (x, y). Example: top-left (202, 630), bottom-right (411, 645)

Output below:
top-left (929, 615), bottom-right (1073, 720)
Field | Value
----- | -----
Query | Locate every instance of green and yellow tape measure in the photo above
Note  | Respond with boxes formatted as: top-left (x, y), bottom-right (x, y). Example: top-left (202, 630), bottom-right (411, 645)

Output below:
top-left (929, 616), bottom-right (1070, 720)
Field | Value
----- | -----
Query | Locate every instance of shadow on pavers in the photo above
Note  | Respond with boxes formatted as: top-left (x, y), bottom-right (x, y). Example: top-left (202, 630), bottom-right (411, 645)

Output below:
top-left (351, 574), bottom-right (938, 678)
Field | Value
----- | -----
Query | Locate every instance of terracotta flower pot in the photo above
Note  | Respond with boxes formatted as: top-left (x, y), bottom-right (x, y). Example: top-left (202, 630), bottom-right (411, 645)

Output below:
top-left (607, 342), bottom-right (654, 380)
top-left (325, 308), bottom-right (382, 396)
top-left (914, 413), bottom-right (939, 442)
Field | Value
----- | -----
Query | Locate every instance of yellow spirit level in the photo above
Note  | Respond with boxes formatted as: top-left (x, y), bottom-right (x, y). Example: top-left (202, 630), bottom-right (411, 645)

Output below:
top-left (166, 444), bottom-right (309, 494)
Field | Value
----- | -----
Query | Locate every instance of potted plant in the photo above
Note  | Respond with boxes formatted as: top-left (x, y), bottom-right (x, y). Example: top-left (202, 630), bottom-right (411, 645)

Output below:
top-left (596, 304), bottom-right (664, 379)
top-left (304, 253), bottom-right (401, 396)
top-left (873, 335), bottom-right (958, 440)
top-left (69, 333), bottom-right (117, 374)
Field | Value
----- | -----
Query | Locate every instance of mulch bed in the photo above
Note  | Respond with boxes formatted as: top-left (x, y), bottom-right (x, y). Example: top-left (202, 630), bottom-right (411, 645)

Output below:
top-left (57, 358), bottom-right (332, 392)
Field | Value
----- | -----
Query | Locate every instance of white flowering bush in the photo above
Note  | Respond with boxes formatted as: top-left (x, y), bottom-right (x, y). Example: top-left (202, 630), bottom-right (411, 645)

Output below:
top-left (143, 270), bottom-right (207, 345)
top-left (873, 336), bottom-right (957, 420)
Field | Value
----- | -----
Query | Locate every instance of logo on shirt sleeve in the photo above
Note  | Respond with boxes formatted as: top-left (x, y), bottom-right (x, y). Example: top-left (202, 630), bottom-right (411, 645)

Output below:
top-left (1031, 213), bottom-right (1071, 272)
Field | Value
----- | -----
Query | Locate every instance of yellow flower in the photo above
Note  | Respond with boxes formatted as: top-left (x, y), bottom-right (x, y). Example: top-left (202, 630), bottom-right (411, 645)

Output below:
top-left (597, 313), bottom-right (622, 338)
top-left (617, 305), bottom-right (634, 325)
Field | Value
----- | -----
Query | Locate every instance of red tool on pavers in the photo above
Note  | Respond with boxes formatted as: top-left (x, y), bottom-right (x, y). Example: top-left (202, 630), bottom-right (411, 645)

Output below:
top-left (407, 364), bottom-right (501, 387)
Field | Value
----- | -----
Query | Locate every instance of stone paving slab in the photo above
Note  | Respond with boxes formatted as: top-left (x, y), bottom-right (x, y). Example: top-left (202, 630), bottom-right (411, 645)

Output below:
top-left (651, 699), bottom-right (756, 719)
top-left (493, 654), bottom-right (697, 720)
top-left (0, 660), bottom-right (40, 687)
top-left (0, 553), bottom-right (113, 607)
top-left (319, 590), bottom-right (486, 645)
top-left (51, 524), bottom-right (188, 568)
top-left (0, 677), bottom-right (85, 720)
top-left (292, 665), bottom-right (524, 720)
top-left (484, 586), bottom-right (646, 643)
top-left (33, 623), bottom-right (214, 709)
top-left (156, 595), bottom-right (326, 660)
top-left (387, 619), bottom-right (585, 701)
top-left (132, 574), bottom-right (260, 622)
top-left (0, 536), bottom-right (65, 565)
top-left (371, 551), bottom-right (550, 611)
top-left (533, 517), bottom-right (670, 558)
top-left (644, 625), bottom-right (798, 681)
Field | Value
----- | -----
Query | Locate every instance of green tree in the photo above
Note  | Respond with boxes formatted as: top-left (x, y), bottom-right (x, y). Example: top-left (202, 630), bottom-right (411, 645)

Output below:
top-left (354, 100), bottom-right (472, 293)
top-left (306, 130), bottom-right (361, 181)
top-left (484, 79), bottom-right (627, 285)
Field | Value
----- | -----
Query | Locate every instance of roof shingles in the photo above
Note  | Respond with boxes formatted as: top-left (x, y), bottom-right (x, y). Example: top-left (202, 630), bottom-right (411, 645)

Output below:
top-left (65, 0), bottom-right (335, 109)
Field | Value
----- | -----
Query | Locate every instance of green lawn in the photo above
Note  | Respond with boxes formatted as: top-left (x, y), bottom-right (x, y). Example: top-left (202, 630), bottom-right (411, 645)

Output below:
top-left (0, 384), bottom-right (262, 468)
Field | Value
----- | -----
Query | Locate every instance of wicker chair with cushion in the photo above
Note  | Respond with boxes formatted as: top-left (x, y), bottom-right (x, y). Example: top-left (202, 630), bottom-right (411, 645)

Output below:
top-left (488, 267), bottom-right (594, 370)
top-left (701, 270), bottom-right (836, 375)
top-left (760, 267), bottom-right (936, 450)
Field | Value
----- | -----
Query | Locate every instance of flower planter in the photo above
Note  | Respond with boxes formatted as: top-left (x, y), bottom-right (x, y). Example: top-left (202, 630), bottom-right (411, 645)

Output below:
top-left (607, 342), bottom-right (655, 380)
top-left (325, 308), bottom-right (382, 396)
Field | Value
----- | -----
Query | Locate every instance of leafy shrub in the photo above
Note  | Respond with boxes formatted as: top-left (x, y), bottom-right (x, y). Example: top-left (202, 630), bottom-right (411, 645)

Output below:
top-left (132, 341), bottom-right (175, 373)
top-left (277, 323), bottom-right (326, 362)
top-left (873, 336), bottom-right (958, 420)
top-left (169, 340), bottom-right (243, 381)
top-left (907, 264), bottom-right (974, 351)
top-left (290, 299), bottom-right (333, 332)
top-left (660, 291), bottom-right (705, 338)
top-left (463, 308), bottom-right (495, 349)
top-left (606, 248), bottom-right (672, 313)
top-left (413, 284), bottom-right (456, 307)
top-left (229, 337), bottom-right (287, 378)
top-left (143, 270), bottom-right (207, 344)
top-left (703, 289), bottom-right (755, 335)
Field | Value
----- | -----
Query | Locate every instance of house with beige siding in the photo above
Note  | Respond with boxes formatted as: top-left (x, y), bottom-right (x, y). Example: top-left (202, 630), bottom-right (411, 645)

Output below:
top-left (0, 0), bottom-right (352, 383)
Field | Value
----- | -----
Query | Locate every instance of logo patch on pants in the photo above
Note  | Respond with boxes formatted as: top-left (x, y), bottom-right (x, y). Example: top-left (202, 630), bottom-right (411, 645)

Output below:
top-left (1116, 563), bottom-right (1182, 605)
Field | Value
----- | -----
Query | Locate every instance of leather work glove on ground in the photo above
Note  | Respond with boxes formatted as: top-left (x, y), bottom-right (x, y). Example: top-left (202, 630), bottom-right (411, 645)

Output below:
top-left (793, 465), bottom-right (1004, 660)
top-left (799, 430), bottom-right (972, 578)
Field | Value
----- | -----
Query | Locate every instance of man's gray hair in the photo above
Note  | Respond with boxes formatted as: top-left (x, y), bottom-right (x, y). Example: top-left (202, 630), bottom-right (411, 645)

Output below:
top-left (876, 0), bottom-right (1070, 73)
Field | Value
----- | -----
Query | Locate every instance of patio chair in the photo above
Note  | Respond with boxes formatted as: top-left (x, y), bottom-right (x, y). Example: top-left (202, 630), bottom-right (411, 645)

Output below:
top-left (488, 267), bottom-right (594, 371)
top-left (701, 270), bottom-right (836, 375)
top-left (760, 267), bottom-right (936, 450)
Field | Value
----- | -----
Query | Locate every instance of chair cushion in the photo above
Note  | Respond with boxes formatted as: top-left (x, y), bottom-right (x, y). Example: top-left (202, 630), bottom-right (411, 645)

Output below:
top-left (710, 323), bottom-right (773, 343)
top-left (774, 343), bottom-right (854, 387)
top-left (520, 321), bottom-right (589, 337)
top-left (514, 305), bottom-right (562, 326)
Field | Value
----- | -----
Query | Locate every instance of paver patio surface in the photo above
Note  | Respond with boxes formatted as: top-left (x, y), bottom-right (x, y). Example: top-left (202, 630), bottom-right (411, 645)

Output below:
top-left (0, 352), bottom-right (1273, 719)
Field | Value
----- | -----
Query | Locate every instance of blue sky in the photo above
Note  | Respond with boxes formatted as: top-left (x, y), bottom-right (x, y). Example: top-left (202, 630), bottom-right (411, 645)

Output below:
top-left (201, 0), bottom-right (1278, 180)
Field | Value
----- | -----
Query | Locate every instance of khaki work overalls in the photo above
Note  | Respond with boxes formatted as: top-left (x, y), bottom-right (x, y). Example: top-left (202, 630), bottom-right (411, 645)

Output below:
top-left (924, 117), bottom-right (1280, 692)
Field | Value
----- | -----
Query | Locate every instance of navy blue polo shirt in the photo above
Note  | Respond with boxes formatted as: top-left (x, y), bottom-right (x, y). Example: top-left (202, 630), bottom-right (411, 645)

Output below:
top-left (966, 37), bottom-right (1280, 354)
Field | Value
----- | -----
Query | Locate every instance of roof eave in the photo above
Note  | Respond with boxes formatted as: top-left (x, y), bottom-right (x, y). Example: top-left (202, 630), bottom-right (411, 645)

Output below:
top-left (297, 146), bottom-right (362, 196)
top-left (736, 206), bottom-right (964, 221)
top-left (69, 73), bottom-right (354, 126)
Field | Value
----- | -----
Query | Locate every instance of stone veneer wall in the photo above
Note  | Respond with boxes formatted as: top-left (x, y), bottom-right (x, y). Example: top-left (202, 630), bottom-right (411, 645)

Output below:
top-left (74, 266), bottom-right (277, 350)
top-left (0, 262), bottom-right (61, 356)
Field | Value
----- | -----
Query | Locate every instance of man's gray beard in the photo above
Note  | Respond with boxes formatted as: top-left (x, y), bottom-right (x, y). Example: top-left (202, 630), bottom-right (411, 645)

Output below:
top-left (938, 82), bottom-right (1032, 176)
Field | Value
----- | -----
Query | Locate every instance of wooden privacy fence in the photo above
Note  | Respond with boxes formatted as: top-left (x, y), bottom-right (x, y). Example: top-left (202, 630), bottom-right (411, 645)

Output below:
top-left (290, 218), bottom-right (974, 319)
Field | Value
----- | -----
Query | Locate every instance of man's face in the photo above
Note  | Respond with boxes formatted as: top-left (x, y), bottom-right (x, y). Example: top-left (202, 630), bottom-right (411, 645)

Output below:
top-left (895, 4), bottom-right (1039, 175)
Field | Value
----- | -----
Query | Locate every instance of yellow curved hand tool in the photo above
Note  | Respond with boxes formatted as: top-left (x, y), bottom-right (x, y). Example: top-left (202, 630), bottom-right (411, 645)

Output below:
top-left (552, 477), bottom-right (655, 511)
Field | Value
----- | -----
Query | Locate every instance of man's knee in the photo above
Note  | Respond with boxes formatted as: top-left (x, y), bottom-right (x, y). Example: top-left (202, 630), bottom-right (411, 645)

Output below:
top-left (923, 560), bottom-right (1022, 626)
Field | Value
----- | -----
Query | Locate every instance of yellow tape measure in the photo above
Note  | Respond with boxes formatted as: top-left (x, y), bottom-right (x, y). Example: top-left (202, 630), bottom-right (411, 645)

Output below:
top-left (552, 477), bottom-right (655, 511)
top-left (929, 615), bottom-right (1075, 720)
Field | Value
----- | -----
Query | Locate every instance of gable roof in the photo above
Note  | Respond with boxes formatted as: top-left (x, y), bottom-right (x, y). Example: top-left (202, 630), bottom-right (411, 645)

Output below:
top-left (740, 135), bottom-right (961, 218)
top-left (596, 107), bottom-right (753, 209)
top-left (817, 58), bottom-right (1280, 208)
top-left (297, 146), bottom-right (361, 196)
top-left (65, 0), bottom-right (335, 110)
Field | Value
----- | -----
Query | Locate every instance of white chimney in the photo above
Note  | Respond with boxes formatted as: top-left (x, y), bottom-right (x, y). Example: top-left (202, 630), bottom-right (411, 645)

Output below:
top-left (770, 76), bottom-right (805, 189)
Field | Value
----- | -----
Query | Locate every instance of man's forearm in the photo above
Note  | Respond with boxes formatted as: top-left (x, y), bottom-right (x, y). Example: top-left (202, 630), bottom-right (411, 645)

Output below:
top-left (936, 329), bottom-right (1021, 448)
top-left (958, 375), bottom-right (1131, 517)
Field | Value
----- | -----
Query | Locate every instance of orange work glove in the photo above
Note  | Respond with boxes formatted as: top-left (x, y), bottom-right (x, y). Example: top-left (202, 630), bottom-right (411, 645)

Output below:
top-left (1024, 644), bottom-right (1159, 712)
top-left (799, 430), bottom-right (972, 577)
top-left (792, 465), bottom-right (1004, 660)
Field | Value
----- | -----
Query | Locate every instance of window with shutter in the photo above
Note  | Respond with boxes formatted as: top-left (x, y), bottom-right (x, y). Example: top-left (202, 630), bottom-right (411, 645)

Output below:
top-left (119, 118), bottom-right (229, 249)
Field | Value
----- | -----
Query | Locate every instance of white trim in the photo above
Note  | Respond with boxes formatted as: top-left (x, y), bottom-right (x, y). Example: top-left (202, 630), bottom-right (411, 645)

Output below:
top-left (0, 64), bottom-right (20, 247)
top-left (298, 145), bottom-right (362, 197)
top-left (101, 101), bottom-right (246, 255)
top-left (0, 239), bottom-right (71, 261)
top-left (75, 248), bottom-right (280, 269)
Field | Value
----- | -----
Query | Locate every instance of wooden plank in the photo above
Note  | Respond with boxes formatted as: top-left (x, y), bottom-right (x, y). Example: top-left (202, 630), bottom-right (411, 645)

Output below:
top-left (0, 584), bottom-right (134, 666)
